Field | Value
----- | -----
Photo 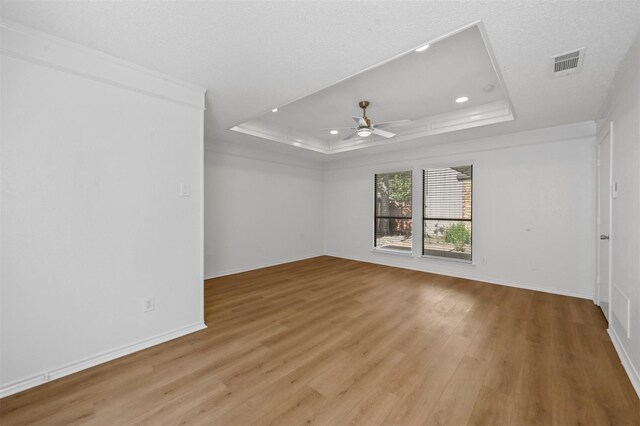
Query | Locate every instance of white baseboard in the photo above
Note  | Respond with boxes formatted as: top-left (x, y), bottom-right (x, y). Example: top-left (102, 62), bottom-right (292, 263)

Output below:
top-left (323, 252), bottom-right (594, 300)
top-left (204, 254), bottom-right (322, 280)
top-left (207, 252), bottom-right (594, 299)
top-left (464, 273), bottom-right (593, 300)
top-left (608, 327), bottom-right (640, 399)
top-left (0, 322), bottom-right (207, 399)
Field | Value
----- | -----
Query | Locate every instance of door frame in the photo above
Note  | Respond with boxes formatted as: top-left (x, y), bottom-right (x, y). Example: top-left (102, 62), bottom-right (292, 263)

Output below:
top-left (596, 121), bottom-right (613, 322)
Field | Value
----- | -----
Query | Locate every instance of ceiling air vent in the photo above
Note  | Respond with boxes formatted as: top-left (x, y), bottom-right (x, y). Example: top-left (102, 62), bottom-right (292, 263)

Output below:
top-left (551, 48), bottom-right (585, 77)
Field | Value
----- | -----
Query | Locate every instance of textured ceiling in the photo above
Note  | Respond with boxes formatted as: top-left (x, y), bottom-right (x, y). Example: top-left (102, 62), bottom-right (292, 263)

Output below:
top-left (2, 1), bottom-right (639, 162)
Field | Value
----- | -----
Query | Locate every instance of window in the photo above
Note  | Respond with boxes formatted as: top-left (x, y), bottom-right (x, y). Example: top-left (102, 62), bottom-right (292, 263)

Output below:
top-left (423, 165), bottom-right (472, 261)
top-left (374, 171), bottom-right (412, 251)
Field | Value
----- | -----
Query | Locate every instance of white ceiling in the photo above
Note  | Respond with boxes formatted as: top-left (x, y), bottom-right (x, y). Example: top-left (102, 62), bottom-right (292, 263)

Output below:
top-left (2, 1), bottom-right (639, 162)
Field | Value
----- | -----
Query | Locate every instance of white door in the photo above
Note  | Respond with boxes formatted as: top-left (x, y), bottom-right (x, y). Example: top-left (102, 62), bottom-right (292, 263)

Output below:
top-left (597, 126), bottom-right (612, 322)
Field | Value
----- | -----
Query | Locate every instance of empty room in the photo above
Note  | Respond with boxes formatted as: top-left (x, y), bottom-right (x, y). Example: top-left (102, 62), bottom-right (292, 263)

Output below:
top-left (1, 1), bottom-right (639, 425)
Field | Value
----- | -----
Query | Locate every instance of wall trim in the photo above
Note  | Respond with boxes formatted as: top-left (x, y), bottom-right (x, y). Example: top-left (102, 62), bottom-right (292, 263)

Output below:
top-left (204, 143), bottom-right (325, 171)
top-left (325, 121), bottom-right (595, 170)
top-left (199, 109), bottom-right (206, 325)
top-left (2, 50), bottom-right (205, 110)
top-left (0, 322), bottom-right (207, 399)
top-left (608, 327), bottom-right (640, 399)
top-left (206, 253), bottom-right (594, 301)
top-left (204, 254), bottom-right (322, 280)
top-left (1, 20), bottom-right (206, 110)
top-left (204, 252), bottom-right (594, 301)
top-left (323, 253), bottom-right (594, 300)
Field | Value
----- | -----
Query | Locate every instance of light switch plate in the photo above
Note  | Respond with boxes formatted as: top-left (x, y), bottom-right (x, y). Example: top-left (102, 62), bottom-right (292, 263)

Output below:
top-left (180, 183), bottom-right (191, 197)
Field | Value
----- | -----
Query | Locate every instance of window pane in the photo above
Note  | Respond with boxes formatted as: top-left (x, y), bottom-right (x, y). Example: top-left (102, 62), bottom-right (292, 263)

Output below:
top-left (423, 220), bottom-right (471, 260)
top-left (423, 166), bottom-right (472, 261)
top-left (375, 171), bottom-right (412, 250)
top-left (375, 218), bottom-right (412, 251)
top-left (375, 172), bottom-right (412, 217)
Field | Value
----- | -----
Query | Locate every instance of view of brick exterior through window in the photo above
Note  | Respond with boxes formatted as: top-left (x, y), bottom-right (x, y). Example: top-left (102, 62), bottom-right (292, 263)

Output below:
top-left (423, 166), bottom-right (473, 261)
top-left (461, 175), bottom-right (472, 220)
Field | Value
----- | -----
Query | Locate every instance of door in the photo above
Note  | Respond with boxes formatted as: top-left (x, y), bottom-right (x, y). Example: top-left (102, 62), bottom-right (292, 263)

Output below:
top-left (597, 125), bottom-right (612, 322)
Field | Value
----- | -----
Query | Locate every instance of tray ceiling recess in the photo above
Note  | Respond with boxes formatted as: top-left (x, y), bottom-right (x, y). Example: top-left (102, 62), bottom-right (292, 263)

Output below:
top-left (230, 22), bottom-right (515, 154)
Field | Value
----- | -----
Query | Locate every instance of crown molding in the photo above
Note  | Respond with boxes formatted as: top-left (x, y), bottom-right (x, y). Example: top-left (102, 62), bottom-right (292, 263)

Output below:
top-left (1, 20), bottom-right (206, 110)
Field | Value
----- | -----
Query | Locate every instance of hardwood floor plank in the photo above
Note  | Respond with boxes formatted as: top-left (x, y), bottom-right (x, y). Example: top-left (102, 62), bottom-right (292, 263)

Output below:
top-left (467, 385), bottom-right (515, 426)
top-left (341, 386), bottom-right (400, 426)
top-left (425, 355), bottom-right (491, 425)
top-left (381, 334), bottom-right (473, 425)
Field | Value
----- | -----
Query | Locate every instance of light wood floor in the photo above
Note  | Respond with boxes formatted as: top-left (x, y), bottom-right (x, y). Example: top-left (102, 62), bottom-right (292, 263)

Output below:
top-left (1, 256), bottom-right (639, 425)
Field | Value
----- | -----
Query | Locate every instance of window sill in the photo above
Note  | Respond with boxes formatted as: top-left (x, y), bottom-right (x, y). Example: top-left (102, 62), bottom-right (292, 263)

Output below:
top-left (420, 254), bottom-right (476, 266)
top-left (372, 248), bottom-right (413, 257)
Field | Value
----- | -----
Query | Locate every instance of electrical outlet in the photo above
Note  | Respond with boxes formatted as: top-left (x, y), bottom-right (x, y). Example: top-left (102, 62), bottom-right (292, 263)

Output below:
top-left (143, 296), bottom-right (154, 313)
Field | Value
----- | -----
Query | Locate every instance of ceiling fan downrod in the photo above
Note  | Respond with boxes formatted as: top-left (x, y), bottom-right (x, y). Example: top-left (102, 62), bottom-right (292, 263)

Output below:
top-left (359, 100), bottom-right (371, 127)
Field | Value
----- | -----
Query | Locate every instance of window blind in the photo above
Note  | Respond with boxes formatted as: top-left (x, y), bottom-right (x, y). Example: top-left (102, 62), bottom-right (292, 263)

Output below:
top-left (423, 165), bottom-right (472, 261)
top-left (374, 171), bottom-right (412, 251)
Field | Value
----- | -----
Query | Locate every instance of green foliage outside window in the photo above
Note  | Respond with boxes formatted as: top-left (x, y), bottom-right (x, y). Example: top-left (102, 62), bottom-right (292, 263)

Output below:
top-left (445, 222), bottom-right (470, 252)
top-left (377, 172), bottom-right (412, 204)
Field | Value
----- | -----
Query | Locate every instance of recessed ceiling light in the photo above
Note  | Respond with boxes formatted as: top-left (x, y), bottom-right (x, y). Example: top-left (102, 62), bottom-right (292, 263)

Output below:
top-left (271, 108), bottom-right (278, 112)
top-left (455, 96), bottom-right (469, 103)
top-left (483, 84), bottom-right (495, 93)
top-left (292, 142), bottom-right (301, 147)
top-left (330, 130), bottom-right (339, 135)
top-left (415, 44), bottom-right (430, 52)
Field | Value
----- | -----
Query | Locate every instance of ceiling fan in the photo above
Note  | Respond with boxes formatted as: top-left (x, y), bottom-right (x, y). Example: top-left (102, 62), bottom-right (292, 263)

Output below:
top-left (327, 100), bottom-right (411, 141)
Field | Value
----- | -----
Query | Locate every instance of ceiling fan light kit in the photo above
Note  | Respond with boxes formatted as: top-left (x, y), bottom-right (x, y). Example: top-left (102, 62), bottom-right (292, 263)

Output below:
top-left (336, 100), bottom-right (411, 141)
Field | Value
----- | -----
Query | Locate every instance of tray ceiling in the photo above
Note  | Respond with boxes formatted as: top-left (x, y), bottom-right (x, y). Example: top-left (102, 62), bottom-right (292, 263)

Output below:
top-left (231, 23), bottom-right (514, 154)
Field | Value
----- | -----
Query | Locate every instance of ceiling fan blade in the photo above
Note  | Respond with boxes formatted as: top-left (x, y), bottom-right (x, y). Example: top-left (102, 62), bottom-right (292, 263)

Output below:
top-left (342, 132), bottom-right (359, 141)
top-left (373, 119), bottom-right (412, 129)
top-left (352, 116), bottom-right (367, 126)
top-left (372, 128), bottom-right (396, 138)
top-left (318, 126), bottom-right (356, 131)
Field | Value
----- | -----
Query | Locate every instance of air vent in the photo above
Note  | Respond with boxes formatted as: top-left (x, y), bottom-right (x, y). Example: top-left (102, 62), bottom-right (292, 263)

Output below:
top-left (551, 48), bottom-right (585, 77)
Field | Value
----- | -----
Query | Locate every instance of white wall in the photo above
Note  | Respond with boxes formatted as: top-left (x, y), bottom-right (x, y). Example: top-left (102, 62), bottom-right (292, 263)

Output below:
top-left (1, 22), bottom-right (206, 396)
top-left (324, 122), bottom-right (597, 299)
top-left (204, 145), bottom-right (324, 278)
top-left (599, 34), bottom-right (640, 396)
